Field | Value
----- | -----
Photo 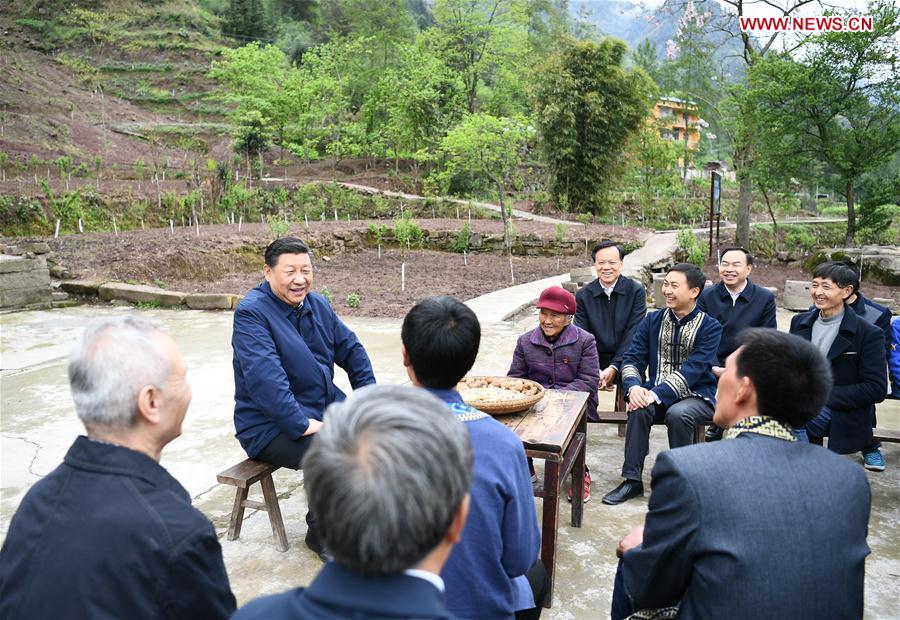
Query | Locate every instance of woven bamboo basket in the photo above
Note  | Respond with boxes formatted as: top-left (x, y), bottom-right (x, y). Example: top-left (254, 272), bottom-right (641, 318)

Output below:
top-left (457, 376), bottom-right (545, 415)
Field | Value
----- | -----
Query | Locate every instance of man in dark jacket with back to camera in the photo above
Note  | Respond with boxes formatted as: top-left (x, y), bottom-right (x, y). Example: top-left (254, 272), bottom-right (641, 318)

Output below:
top-left (232, 236), bottom-right (375, 557)
top-left (0, 316), bottom-right (235, 620)
top-left (613, 329), bottom-right (871, 620)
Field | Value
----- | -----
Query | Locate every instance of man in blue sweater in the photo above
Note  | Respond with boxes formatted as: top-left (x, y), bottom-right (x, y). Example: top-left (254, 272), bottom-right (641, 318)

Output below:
top-left (232, 237), bottom-right (375, 558)
top-left (402, 296), bottom-right (545, 620)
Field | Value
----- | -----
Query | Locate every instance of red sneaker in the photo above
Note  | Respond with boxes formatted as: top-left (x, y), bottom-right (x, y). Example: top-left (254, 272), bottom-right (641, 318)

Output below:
top-left (567, 470), bottom-right (591, 503)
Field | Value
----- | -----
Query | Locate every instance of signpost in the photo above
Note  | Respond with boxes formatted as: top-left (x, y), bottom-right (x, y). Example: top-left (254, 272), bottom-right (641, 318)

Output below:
top-left (708, 170), bottom-right (721, 261)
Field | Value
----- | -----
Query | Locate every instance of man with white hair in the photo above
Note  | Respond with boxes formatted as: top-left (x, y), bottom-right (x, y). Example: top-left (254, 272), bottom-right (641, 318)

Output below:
top-left (0, 316), bottom-right (236, 619)
top-left (234, 385), bottom-right (472, 619)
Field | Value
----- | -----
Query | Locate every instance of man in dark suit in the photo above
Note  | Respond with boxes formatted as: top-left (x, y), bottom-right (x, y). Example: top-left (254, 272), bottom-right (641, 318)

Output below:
top-left (612, 329), bottom-right (871, 619)
top-left (698, 246), bottom-right (776, 371)
top-left (233, 386), bottom-right (472, 620)
top-left (575, 240), bottom-right (647, 404)
top-left (790, 261), bottom-right (887, 461)
top-left (698, 245), bottom-right (776, 441)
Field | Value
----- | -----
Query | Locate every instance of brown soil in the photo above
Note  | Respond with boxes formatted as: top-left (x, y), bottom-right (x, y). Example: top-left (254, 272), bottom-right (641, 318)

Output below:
top-left (37, 219), bottom-right (649, 318)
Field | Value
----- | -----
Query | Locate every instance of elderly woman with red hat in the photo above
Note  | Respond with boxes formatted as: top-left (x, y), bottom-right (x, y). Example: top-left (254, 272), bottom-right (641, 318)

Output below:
top-left (508, 285), bottom-right (600, 502)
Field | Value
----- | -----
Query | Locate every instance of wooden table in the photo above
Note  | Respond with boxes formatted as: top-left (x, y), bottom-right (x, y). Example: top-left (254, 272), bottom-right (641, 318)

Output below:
top-left (499, 389), bottom-right (589, 608)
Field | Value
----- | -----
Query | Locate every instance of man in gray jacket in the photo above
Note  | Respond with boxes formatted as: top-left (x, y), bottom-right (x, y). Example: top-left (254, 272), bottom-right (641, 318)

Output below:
top-left (612, 329), bottom-right (870, 619)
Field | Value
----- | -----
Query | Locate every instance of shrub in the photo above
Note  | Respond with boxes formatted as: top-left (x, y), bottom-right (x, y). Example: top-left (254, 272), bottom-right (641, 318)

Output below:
top-left (676, 228), bottom-right (706, 267)
top-left (345, 292), bottom-right (360, 308)
top-left (451, 222), bottom-right (471, 253)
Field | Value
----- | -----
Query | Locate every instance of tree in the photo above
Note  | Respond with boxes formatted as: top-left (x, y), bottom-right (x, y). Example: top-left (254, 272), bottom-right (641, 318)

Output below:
top-left (631, 39), bottom-right (661, 84)
top-left (658, 0), bottom-right (718, 180)
top-left (224, 0), bottom-right (269, 41)
top-left (210, 43), bottom-right (303, 163)
top-left (364, 42), bottom-right (464, 170)
top-left (435, 113), bottom-right (533, 283)
top-left (234, 110), bottom-right (271, 187)
top-left (533, 38), bottom-right (657, 214)
top-left (702, 0), bottom-right (826, 247)
top-left (426, 0), bottom-right (530, 114)
top-left (744, 1), bottom-right (900, 245)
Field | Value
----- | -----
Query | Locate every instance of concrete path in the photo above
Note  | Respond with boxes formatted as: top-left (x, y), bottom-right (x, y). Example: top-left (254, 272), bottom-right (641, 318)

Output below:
top-left (332, 181), bottom-right (582, 226)
top-left (466, 273), bottom-right (570, 324)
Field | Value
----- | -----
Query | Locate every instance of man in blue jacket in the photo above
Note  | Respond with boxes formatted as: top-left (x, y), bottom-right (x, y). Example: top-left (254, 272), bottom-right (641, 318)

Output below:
top-left (232, 237), bottom-right (375, 557)
top-left (402, 296), bottom-right (545, 620)
top-left (234, 386), bottom-right (471, 620)
top-left (602, 263), bottom-right (722, 506)
top-left (0, 316), bottom-right (236, 619)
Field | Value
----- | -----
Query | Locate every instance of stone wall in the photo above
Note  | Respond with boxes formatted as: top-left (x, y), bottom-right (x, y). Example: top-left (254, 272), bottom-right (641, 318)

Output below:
top-left (0, 243), bottom-right (53, 310)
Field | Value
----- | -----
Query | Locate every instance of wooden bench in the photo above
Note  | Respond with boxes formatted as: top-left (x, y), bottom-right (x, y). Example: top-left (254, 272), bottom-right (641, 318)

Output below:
top-left (873, 428), bottom-right (900, 444)
top-left (593, 386), bottom-right (711, 443)
top-left (216, 459), bottom-right (288, 552)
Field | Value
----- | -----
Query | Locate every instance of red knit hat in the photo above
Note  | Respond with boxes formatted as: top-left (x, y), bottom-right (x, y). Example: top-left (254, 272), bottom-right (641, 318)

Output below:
top-left (536, 286), bottom-right (576, 314)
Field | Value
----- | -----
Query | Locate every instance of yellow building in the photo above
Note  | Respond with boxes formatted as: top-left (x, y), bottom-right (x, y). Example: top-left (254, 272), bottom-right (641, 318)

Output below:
top-left (652, 97), bottom-right (700, 150)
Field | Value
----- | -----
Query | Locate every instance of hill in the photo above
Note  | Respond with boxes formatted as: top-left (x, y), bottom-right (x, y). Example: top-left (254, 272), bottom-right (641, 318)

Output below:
top-left (0, 0), bottom-right (233, 187)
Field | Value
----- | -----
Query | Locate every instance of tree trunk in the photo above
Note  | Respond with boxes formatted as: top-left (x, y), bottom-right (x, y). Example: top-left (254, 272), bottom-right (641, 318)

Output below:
top-left (845, 179), bottom-right (856, 246)
top-left (734, 142), bottom-right (752, 247)
top-left (495, 180), bottom-right (514, 285)
top-left (760, 186), bottom-right (778, 252)
top-left (682, 109), bottom-right (689, 182)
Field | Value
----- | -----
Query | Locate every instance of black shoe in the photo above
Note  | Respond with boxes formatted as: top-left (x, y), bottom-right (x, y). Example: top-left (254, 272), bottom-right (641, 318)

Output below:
top-left (705, 424), bottom-right (724, 442)
top-left (304, 529), bottom-right (329, 561)
top-left (602, 480), bottom-right (644, 505)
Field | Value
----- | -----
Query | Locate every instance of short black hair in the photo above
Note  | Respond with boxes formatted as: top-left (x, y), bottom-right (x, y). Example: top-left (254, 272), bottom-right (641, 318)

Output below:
top-left (812, 261), bottom-right (856, 291)
top-left (591, 240), bottom-right (625, 262)
top-left (667, 262), bottom-right (706, 292)
top-left (719, 246), bottom-right (754, 266)
top-left (402, 296), bottom-right (481, 389)
top-left (838, 260), bottom-right (861, 294)
top-left (735, 329), bottom-right (833, 428)
top-left (265, 236), bottom-right (311, 268)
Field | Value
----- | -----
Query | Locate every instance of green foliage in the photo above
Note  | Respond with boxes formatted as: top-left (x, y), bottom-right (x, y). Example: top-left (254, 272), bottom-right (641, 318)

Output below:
top-left (676, 228), bottom-right (706, 267)
top-left (451, 222), bottom-right (471, 253)
top-left (345, 292), bottom-right (361, 308)
top-left (394, 217), bottom-right (424, 255)
top-left (553, 223), bottom-right (568, 251)
top-left (743, 1), bottom-right (900, 245)
top-left (320, 287), bottom-right (333, 304)
top-left (223, 0), bottom-right (268, 41)
top-left (533, 38), bottom-right (657, 214)
top-left (267, 217), bottom-right (290, 239)
top-left (427, 0), bottom-right (530, 115)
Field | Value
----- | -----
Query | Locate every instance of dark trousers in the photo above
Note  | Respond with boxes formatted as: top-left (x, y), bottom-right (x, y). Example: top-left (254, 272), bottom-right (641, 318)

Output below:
top-left (257, 432), bottom-right (321, 544)
top-left (515, 560), bottom-right (550, 620)
top-left (621, 397), bottom-right (713, 480)
top-left (611, 560), bottom-right (636, 620)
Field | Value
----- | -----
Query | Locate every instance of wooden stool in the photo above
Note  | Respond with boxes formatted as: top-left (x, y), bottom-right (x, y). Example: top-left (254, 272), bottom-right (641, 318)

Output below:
top-left (217, 459), bottom-right (288, 552)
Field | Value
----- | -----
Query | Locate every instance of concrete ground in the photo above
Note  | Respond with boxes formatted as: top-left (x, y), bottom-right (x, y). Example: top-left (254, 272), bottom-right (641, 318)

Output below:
top-left (1, 304), bottom-right (898, 618)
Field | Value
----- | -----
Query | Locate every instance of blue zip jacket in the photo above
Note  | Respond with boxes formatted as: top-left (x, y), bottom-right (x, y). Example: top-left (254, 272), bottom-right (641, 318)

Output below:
top-left (232, 282), bottom-right (375, 458)
top-left (426, 388), bottom-right (540, 620)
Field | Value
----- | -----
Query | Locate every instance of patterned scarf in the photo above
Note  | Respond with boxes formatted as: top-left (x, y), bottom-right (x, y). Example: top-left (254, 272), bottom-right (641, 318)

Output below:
top-left (723, 415), bottom-right (796, 442)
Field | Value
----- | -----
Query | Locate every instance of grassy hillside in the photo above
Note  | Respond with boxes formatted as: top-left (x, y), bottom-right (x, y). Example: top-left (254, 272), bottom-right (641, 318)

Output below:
top-left (1, 0), bottom-right (233, 175)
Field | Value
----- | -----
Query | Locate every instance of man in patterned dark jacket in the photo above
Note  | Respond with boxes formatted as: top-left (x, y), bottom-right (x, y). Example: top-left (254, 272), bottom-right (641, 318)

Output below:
top-left (602, 263), bottom-right (722, 506)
